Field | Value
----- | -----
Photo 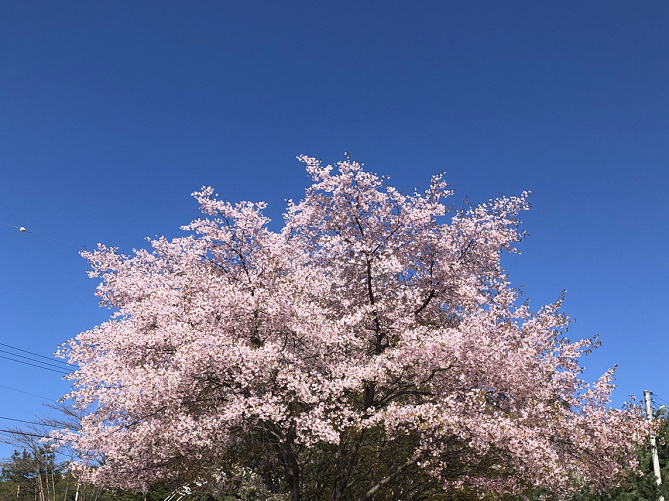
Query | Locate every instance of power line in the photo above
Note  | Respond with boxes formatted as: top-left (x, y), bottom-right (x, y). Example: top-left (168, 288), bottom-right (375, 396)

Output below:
top-left (0, 221), bottom-right (26, 232)
top-left (0, 349), bottom-right (69, 372)
top-left (0, 220), bottom-right (81, 249)
top-left (0, 342), bottom-right (70, 368)
top-left (0, 384), bottom-right (53, 401)
top-left (652, 393), bottom-right (669, 406)
top-left (0, 341), bottom-right (72, 377)
top-left (0, 354), bottom-right (69, 375)
top-left (0, 428), bottom-right (52, 439)
top-left (0, 416), bottom-right (44, 426)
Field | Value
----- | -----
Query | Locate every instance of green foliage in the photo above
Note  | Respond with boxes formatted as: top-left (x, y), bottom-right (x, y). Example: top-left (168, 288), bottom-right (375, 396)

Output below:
top-left (2, 417), bottom-right (663, 501)
top-left (0, 449), bottom-right (174, 501)
top-left (0, 447), bottom-right (61, 501)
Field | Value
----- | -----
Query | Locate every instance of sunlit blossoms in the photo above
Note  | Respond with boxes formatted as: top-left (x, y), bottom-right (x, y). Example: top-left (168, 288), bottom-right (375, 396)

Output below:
top-left (58, 156), bottom-right (646, 501)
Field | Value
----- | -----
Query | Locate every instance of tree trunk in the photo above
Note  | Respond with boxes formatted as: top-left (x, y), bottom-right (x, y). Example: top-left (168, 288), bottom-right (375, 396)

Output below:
top-left (284, 449), bottom-right (302, 501)
top-left (273, 425), bottom-right (302, 501)
top-left (332, 430), bottom-right (365, 501)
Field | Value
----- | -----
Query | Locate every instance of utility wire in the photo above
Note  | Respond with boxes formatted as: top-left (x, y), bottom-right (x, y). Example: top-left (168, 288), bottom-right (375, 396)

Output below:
top-left (0, 349), bottom-right (69, 372)
top-left (0, 416), bottom-right (44, 426)
top-left (653, 394), bottom-right (669, 406)
top-left (0, 342), bottom-right (70, 368)
top-left (0, 384), bottom-right (53, 401)
top-left (0, 220), bottom-right (82, 249)
top-left (0, 428), bottom-right (52, 439)
top-left (0, 354), bottom-right (70, 375)
top-left (0, 342), bottom-right (73, 375)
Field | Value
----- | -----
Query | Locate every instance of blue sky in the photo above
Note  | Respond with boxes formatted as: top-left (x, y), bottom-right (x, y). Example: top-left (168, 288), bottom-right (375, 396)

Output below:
top-left (1, 1), bottom-right (668, 459)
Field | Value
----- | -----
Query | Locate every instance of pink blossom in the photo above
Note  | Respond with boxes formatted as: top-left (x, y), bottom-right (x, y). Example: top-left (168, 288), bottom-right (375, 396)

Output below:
top-left (58, 156), bottom-right (645, 499)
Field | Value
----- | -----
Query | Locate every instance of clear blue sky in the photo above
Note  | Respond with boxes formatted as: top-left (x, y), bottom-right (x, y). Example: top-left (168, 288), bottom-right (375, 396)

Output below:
top-left (1, 1), bottom-right (668, 459)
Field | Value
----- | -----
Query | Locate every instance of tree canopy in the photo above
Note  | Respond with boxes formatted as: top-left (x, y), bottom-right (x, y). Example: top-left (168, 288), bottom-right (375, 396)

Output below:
top-left (58, 156), bottom-right (645, 501)
top-left (568, 415), bottom-right (669, 501)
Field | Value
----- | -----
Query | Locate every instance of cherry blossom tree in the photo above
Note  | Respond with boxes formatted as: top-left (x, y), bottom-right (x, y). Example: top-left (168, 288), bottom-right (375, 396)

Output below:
top-left (58, 156), bottom-right (645, 501)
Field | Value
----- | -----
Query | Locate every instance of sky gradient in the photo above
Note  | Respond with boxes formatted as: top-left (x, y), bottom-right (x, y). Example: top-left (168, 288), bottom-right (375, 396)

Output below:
top-left (1, 1), bottom-right (668, 459)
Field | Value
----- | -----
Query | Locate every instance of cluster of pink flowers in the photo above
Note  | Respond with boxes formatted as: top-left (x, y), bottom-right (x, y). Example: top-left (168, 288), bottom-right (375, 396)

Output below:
top-left (58, 156), bottom-right (646, 497)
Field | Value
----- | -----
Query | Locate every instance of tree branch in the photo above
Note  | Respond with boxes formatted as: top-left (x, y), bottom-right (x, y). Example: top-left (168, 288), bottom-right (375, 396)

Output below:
top-left (414, 289), bottom-right (436, 315)
top-left (355, 449), bottom-right (425, 501)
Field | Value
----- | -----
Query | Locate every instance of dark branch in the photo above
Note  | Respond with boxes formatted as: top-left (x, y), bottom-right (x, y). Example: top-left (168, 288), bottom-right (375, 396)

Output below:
top-left (356, 449), bottom-right (425, 501)
top-left (414, 289), bottom-right (436, 315)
